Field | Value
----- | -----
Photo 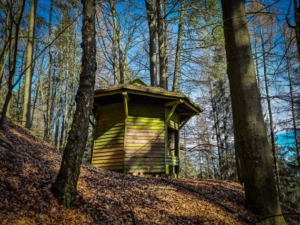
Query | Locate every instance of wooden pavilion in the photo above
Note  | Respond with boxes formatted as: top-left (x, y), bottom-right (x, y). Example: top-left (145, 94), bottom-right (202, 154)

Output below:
top-left (91, 80), bottom-right (202, 176)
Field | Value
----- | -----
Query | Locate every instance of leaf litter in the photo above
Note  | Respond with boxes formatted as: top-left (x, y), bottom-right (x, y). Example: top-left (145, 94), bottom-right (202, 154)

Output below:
top-left (0, 118), bottom-right (299, 225)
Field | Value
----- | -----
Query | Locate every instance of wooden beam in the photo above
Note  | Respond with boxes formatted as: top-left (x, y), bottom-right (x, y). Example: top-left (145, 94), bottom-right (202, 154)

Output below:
top-left (122, 92), bottom-right (130, 118)
top-left (165, 100), bottom-right (183, 124)
top-left (164, 99), bottom-right (183, 107)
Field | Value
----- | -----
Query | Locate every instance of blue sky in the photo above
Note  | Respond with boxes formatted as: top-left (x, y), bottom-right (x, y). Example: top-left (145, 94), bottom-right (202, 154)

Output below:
top-left (277, 131), bottom-right (299, 147)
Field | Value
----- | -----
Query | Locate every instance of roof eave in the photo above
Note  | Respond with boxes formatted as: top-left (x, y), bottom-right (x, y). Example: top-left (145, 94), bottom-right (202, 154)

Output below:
top-left (94, 85), bottom-right (203, 114)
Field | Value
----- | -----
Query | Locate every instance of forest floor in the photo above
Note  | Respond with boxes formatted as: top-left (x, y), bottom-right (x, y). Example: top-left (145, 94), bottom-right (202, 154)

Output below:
top-left (0, 118), bottom-right (299, 225)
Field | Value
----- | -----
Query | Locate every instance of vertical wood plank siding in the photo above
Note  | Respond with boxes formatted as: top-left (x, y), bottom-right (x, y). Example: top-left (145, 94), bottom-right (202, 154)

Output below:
top-left (124, 102), bottom-right (166, 173)
top-left (92, 102), bottom-right (125, 170)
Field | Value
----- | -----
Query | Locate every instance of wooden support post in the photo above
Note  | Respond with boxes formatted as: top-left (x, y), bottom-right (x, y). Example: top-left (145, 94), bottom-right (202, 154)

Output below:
top-left (122, 92), bottom-right (130, 118)
top-left (122, 92), bottom-right (129, 173)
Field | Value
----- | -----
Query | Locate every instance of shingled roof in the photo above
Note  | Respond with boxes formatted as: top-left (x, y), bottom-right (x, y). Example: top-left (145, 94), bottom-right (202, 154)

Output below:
top-left (94, 80), bottom-right (202, 114)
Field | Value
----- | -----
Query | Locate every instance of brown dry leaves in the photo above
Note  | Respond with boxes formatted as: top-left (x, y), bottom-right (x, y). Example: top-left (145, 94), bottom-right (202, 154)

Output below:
top-left (0, 118), bottom-right (299, 225)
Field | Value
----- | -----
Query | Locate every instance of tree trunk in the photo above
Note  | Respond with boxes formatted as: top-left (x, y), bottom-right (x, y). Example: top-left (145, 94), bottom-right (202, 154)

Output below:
top-left (172, 0), bottom-right (185, 92)
top-left (54, 53), bottom-right (63, 149)
top-left (51, 0), bottom-right (96, 207)
top-left (44, 0), bottom-right (53, 142)
top-left (145, 0), bottom-right (158, 87)
top-left (287, 57), bottom-right (300, 168)
top-left (59, 60), bottom-right (69, 151)
top-left (31, 63), bottom-right (39, 129)
top-left (164, 0), bottom-right (168, 89)
top-left (294, 0), bottom-right (300, 59)
top-left (117, 30), bottom-right (125, 84)
top-left (157, 0), bottom-right (166, 89)
top-left (110, 0), bottom-right (119, 85)
top-left (0, 10), bottom-right (11, 89)
top-left (221, 0), bottom-right (286, 223)
top-left (209, 82), bottom-right (223, 179)
top-left (221, 94), bottom-right (230, 179)
top-left (22, 0), bottom-right (37, 129)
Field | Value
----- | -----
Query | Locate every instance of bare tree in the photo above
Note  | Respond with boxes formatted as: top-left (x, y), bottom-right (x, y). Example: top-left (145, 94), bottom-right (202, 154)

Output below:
top-left (51, 0), bottom-right (96, 207)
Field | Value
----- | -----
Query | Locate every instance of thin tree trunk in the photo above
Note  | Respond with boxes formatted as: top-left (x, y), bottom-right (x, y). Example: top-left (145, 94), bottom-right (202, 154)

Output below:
top-left (221, 96), bottom-right (230, 179)
top-left (59, 60), bottom-right (69, 151)
top-left (0, 1), bottom-right (26, 129)
top-left (260, 28), bottom-right (280, 193)
top-left (221, 0), bottom-right (286, 223)
top-left (110, 0), bottom-right (119, 85)
top-left (294, 0), bottom-right (300, 59)
top-left (54, 53), bottom-right (63, 149)
top-left (0, 10), bottom-right (11, 88)
top-left (51, 0), bottom-right (96, 207)
top-left (287, 57), bottom-right (300, 168)
top-left (22, 0), bottom-right (37, 128)
top-left (31, 64), bottom-right (39, 128)
top-left (36, 63), bottom-right (46, 127)
top-left (209, 82), bottom-right (223, 179)
top-left (111, 1), bottom-right (125, 84)
top-left (157, 0), bottom-right (166, 89)
top-left (44, 0), bottom-right (53, 142)
top-left (172, 0), bottom-right (185, 92)
top-left (164, 0), bottom-right (168, 89)
top-left (145, 0), bottom-right (157, 86)
top-left (117, 30), bottom-right (124, 84)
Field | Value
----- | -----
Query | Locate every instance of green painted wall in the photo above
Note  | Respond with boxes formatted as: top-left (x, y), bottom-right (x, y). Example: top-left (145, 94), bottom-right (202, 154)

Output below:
top-left (92, 102), bottom-right (125, 170)
top-left (124, 102), bottom-right (166, 173)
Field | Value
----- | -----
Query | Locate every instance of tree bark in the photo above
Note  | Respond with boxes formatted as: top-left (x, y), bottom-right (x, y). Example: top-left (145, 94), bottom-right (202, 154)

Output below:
top-left (51, 0), bottom-right (96, 207)
top-left (172, 0), bottom-right (185, 92)
top-left (110, 0), bottom-right (119, 84)
top-left (294, 0), bottom-right (300, 59)
top-left (117, 29), bottom-right (125, 84)
top-left (22, 0), bottom-right (37, 128)
top-left (145, 0), bottom-right (158, 87)
top-left (221, 0), bottom-right (286, 223)
top-left (157, 0), bottom-right (166, 89)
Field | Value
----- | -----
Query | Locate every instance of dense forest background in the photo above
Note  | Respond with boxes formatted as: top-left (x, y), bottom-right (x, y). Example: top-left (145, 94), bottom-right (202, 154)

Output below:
top-left (0, 0), bottom-right (299, 210)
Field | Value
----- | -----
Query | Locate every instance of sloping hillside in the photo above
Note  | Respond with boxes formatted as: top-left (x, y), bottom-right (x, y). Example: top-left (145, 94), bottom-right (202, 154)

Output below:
top-left (0, 118), bottom-right (299, 225)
